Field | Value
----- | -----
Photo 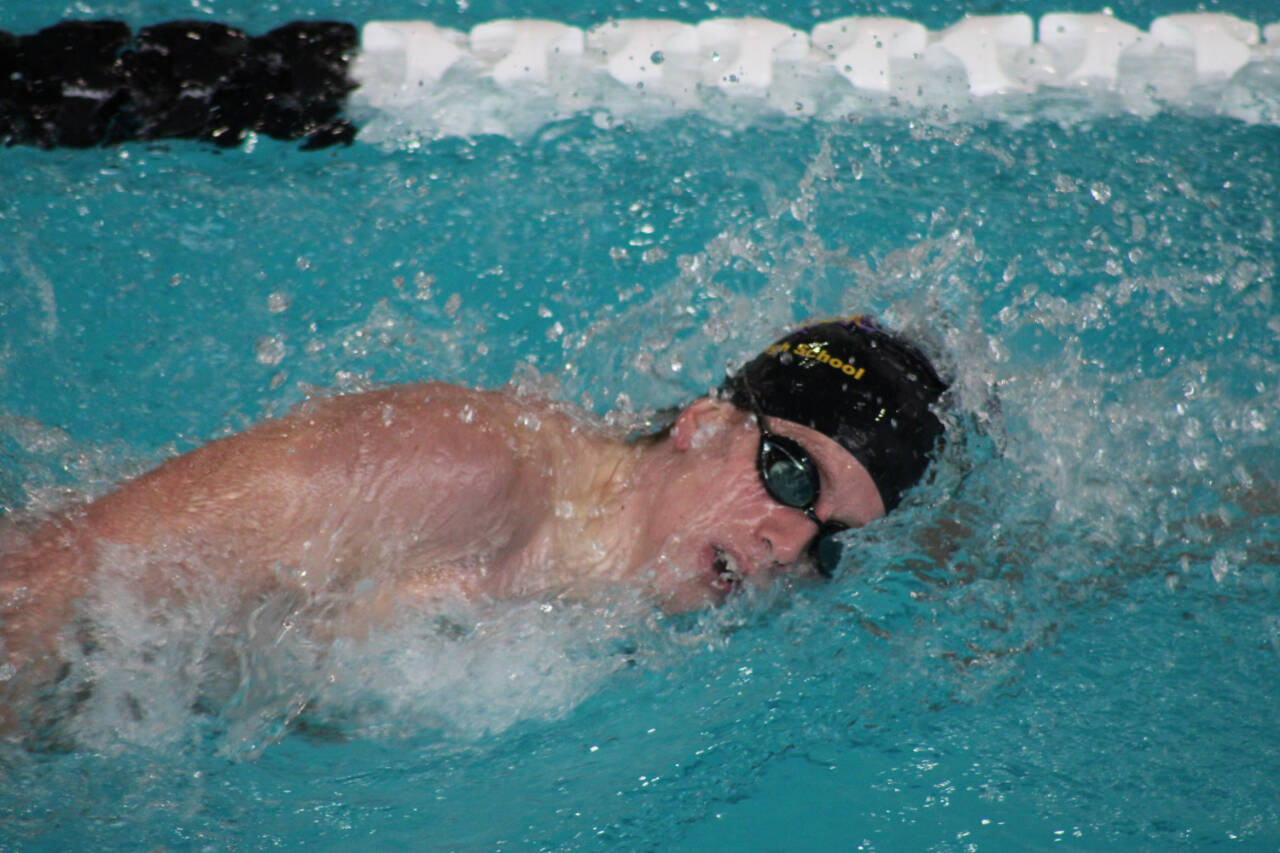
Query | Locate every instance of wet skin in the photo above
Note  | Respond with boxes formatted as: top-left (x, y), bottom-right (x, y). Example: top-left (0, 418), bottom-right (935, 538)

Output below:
top-left (633, 397), bottom-right (885, 610)
top-left (0, 385), bottom-right (887, 709)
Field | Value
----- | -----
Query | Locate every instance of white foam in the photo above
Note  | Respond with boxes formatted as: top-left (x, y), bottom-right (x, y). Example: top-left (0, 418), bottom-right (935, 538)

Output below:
top-left (36, 538), bottom-right (671, 754)
top-left (349, 13), bottom-right (1280, 140)
top-left (318, 598), bottom-right (642, 741)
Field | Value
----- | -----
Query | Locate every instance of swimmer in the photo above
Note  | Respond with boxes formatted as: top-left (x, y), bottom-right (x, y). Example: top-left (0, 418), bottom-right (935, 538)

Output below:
top-left (0, 316), bottom-right (947, 719)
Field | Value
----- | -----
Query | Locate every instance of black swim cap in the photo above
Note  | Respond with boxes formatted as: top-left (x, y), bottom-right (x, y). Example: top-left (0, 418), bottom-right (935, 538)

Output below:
top-left (724, 316), bottom-right (948, 511)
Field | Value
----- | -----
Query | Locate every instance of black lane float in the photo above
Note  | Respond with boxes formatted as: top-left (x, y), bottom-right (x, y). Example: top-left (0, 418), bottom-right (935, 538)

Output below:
top-left (1, 20), bottom-right (359, 150)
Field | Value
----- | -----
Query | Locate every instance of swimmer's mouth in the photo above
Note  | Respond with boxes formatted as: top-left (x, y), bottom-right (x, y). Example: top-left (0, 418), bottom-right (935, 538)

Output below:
top-left (710, 547), bottom-right (743, 594)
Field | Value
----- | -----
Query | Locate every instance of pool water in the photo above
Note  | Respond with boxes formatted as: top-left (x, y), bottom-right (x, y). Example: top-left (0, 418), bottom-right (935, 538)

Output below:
top-left (2, 1), bottom-right (1279, 850)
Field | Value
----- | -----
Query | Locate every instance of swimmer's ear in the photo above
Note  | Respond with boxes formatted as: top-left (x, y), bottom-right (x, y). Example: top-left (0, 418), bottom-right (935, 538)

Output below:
top-left (671, 396), bottom-right (733, 451)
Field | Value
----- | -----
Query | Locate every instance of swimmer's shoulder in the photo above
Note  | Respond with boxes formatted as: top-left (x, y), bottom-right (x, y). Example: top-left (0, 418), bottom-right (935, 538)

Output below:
top-left (282, 382), bottom-right (532, 429)
top-left (286, 382), bottom-right (580, 449)
top-left (271, 382), bottom-right (568, 492)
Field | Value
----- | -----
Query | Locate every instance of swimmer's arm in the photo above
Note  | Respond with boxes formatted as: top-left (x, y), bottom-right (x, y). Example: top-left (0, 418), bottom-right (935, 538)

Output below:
top-left (1, 384), bottom-right (545, 668)
top-left (82, 383), bottom-right (541, 578)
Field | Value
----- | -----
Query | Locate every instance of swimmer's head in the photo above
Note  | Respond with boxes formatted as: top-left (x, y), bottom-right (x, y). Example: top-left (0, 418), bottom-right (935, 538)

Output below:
top-left (723, 316), bottom-right (948, 511)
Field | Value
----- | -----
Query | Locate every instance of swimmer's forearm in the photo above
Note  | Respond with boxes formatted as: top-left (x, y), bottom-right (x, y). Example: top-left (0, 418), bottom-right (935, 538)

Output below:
top-left (0, 515), bottom-right (95, 675)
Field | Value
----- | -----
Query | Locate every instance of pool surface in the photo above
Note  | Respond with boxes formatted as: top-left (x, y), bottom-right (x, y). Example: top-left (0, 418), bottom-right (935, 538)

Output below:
top-left (2, 1), bottom-right (1278, 850)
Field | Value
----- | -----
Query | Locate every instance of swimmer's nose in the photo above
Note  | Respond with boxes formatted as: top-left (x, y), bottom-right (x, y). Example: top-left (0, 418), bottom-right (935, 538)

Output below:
top-left (756, 507), bottom-right (818, 569)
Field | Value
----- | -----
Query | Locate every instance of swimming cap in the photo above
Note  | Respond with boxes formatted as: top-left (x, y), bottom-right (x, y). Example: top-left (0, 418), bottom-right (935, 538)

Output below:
top-left (724, 316), bottom-right (948, 511)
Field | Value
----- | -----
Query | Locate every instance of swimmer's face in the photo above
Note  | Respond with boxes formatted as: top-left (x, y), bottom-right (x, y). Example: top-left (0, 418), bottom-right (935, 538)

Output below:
top-left (640, 398), bottom-right (885, 610)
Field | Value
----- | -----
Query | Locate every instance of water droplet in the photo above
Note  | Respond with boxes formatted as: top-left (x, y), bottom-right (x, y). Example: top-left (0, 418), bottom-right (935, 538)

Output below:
top-left (414, 272), bottom-right (435, 301)
top-left (267, 292), bottom-right (291, 313)
top-left (255, 335), bottom-right (285, 366)
top-left (650, 50), bottom-right (664, 65)
top-left (1210, 550), bottom-right (1230, 582)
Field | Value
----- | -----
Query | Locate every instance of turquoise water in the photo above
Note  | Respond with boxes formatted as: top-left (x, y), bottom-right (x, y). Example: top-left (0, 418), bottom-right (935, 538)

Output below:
top-left (3, 1), bottom-right (1280, 851)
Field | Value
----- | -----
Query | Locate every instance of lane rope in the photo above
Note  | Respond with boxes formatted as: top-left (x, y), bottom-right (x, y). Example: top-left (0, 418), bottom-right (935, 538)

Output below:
top-left (3, 14), bottom-right (1277, 149)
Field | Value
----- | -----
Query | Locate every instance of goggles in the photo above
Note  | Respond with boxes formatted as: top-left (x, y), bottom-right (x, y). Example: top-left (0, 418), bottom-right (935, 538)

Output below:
top-left (753, 416), bottom-right (850, 577)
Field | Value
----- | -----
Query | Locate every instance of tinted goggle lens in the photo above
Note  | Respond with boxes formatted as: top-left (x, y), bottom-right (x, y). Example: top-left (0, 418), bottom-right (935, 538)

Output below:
top-left (757, 432), bottom-right (849, 578)
top-left (758, 435), bottom-right (819, 509)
